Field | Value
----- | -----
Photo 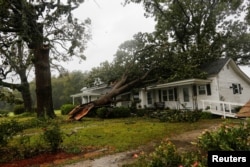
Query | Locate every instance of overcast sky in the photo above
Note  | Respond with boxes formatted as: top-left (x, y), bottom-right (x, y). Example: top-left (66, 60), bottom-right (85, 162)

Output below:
top-left (61, 0), bottom-right (155, 72)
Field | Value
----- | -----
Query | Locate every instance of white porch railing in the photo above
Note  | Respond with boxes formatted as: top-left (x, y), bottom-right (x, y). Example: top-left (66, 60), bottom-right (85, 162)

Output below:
top-left (201, 100), bottom-right (244, 118)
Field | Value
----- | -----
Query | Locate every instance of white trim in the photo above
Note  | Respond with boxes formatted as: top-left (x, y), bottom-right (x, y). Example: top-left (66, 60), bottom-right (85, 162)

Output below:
top-left (147, 78), bottom-right (211, 90)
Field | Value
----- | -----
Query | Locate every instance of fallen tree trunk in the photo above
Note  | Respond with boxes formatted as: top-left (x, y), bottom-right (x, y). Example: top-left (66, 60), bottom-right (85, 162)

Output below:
top-left (68, 71), bottom-right (151, 120)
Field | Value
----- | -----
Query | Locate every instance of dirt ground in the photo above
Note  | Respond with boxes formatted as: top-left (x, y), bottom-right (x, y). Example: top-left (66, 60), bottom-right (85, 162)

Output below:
top-left (0, 121), bottom-right (222, 167)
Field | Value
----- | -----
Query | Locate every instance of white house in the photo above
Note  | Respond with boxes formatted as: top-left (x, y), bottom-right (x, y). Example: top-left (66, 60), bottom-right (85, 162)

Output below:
top-left (71, 58), bottom-right (250, 116)
top-left (70, 84), bottom-right (112, 105)
top-left (139, 58), bottom-right (250, 117)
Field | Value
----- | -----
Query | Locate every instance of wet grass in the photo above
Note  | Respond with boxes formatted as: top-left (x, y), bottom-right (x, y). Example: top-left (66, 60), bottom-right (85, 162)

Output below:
top-left (2, 113), bottom-right (226, 154)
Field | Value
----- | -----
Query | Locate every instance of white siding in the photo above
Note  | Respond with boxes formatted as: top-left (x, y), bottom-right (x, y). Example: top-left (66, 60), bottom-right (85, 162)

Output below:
top-left (197, 76), bottom-right (220, 109)
top-left (217, 64), bottom-right (250, 104)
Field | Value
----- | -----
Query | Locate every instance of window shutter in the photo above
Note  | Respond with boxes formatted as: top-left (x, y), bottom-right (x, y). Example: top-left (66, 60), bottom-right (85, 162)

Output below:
top-left (232, 84), bottom-right (237, 94)
top-left (174, 87), bottom-right (178, 101)
top-left (206, 84), bottom-right (211, 95)
top-left (238, 84), bottom-right (242, 94)
top-left (192, 85), bottom-right (197, 96)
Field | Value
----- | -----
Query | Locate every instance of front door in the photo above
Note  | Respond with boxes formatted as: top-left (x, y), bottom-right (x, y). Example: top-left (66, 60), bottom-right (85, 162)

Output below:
top-left (181, 87), bottom-right (191, 109)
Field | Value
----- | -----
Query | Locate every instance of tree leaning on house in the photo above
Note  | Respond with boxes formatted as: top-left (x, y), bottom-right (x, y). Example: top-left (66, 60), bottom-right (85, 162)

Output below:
top-left (0, 0), bottom-right (90, 118)
top-left (69, 0), bottom-right (250, 120)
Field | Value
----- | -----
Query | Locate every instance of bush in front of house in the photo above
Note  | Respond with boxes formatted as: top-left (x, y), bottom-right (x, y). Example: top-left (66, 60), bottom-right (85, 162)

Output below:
top-left (96, 106), bottom-right (131, 118)
top-left (151, 110), bottom-right (201, 123)
top-left (96, 107), bottom-right (109, 118)
top-left (13, 104), bottom-right (25, 115)
top-left (113, 106), bottom-right (131, 118)
top-left (60, 104), bottom-right (76, 115)
top-left (199, 111), bottom-right (214, 119)
top-left (135, 109), bottom-right (150, 117)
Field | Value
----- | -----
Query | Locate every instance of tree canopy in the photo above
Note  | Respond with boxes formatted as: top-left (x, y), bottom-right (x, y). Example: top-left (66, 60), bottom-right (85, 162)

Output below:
top-left (124, 0), bottom-right (250, 80)
top-left (0, 0), bottom-right (90, 118)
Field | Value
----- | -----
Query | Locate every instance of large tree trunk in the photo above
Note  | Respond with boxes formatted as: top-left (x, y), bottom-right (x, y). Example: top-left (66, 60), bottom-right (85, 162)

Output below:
top-left (69, 72), bottom-right (151, 120)
top-left (34, 46), bottom-right (55, 118)
top-left (0, 72), bottom-right (32, 112)
top-left (18, 69), bottom-right (32, 112)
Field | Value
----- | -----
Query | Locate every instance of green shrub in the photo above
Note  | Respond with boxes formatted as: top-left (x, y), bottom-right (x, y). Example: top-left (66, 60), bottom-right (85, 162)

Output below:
top-left (96, 106), bottom-right (131, 118)
top-left (134, 141), bottom-right (181, 167)
top-left (113, 107), bottom-right (131, 118)
top-left (151, 110), bottom-right (201, 123)
top-left (60, 104), bottom-right (76, 115)
top-left (200, 111), bottom-right (213, 119)
top-left (136, 109), bottom-right (149, 117)
top-left (196, 120), bottom-right (250, 151)
top-left (13, 104), bottom-right (25, 115)
top-left (96, 107), bottom-right (109, 118)
top-left (42, 122), bottom-right (63, 152)
top-left (0, 120), bottom-right (23, 146)
top-left (0, 110), bottom-right (9, 117)
top-left (149, 141), bottom-right (181, 167)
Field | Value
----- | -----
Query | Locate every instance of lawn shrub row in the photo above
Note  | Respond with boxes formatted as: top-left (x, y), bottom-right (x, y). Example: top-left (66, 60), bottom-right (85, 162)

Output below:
top-left (96, 106), bottom-right (131, 118)
top-left (150, 110), bottom-right (201, 122)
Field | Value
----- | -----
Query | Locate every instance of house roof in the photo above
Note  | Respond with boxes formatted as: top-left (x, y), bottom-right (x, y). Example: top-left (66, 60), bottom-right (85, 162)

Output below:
top-left (200, 57), bottom-right (230, 75)
top-left (71, 84), bottom-right (112, 98)
top-left (147, 57), bottom-right (250, 89)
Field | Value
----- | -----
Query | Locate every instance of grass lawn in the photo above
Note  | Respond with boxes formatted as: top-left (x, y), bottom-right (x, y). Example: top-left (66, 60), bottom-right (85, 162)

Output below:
top-left (4, 113), bottom-right (225, 154)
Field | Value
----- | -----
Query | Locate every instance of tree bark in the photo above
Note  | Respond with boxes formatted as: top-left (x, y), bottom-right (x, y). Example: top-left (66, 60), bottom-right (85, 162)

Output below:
top-left (0, 73), bottom-right (32, 112)
top-left (18, 69), bottom-right (32, 112)
top-left (34, 46), bottom-right (55, 118)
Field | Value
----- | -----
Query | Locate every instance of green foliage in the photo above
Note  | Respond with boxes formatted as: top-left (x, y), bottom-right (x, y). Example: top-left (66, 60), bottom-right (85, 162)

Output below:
top-left (13, 104), bottom-right (25, 115)
top-left (200, 111), bottom-right (214, 119)
top-left (42, 122), bottom-right (63, 152)
top-left (0, 120), bottom-right (23, 146)
top-left (60, 104), bottom-right (76, 115)
top-left (51, 71), bottom-right (89, 109)
top-left (96, 107), bottom-right (131, 118)
top-left (151, 110), bottom-right (201, 123)
top-left (148, 141), bottom-right (181, 167)
top-left (96, 107), bottom-right (109, 118)
top-left (0, 109), bottom-right (9, 117)
top-left (127, 141), bottom-right (207, 167)
top-left (113, 107), bottom-right (131, 118)
top-left (196, 120), bottom-right (250, 151)
top-left (135, 109), bottom-right (150, 117)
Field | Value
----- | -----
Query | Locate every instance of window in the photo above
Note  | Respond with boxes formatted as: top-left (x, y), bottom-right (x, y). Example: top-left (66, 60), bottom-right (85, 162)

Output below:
top-left (197, 84), bottom-right (211, 96)
top-left (231, 83), bottom-right (242, 94)
top-left (206, 84), bottom-right (211, 95)
top-left (198, 85), bottom-right (206, 95)
top-left (168, 89), bottom-right (174, 101)
top-left (147, 92), bottom-right (153, 104)
top-left (162, 88), bottom-right (177, 101)
top-left (183, 87), bottom-right (189, 102)
top-left (162, 90), bottom-right (168, 101)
